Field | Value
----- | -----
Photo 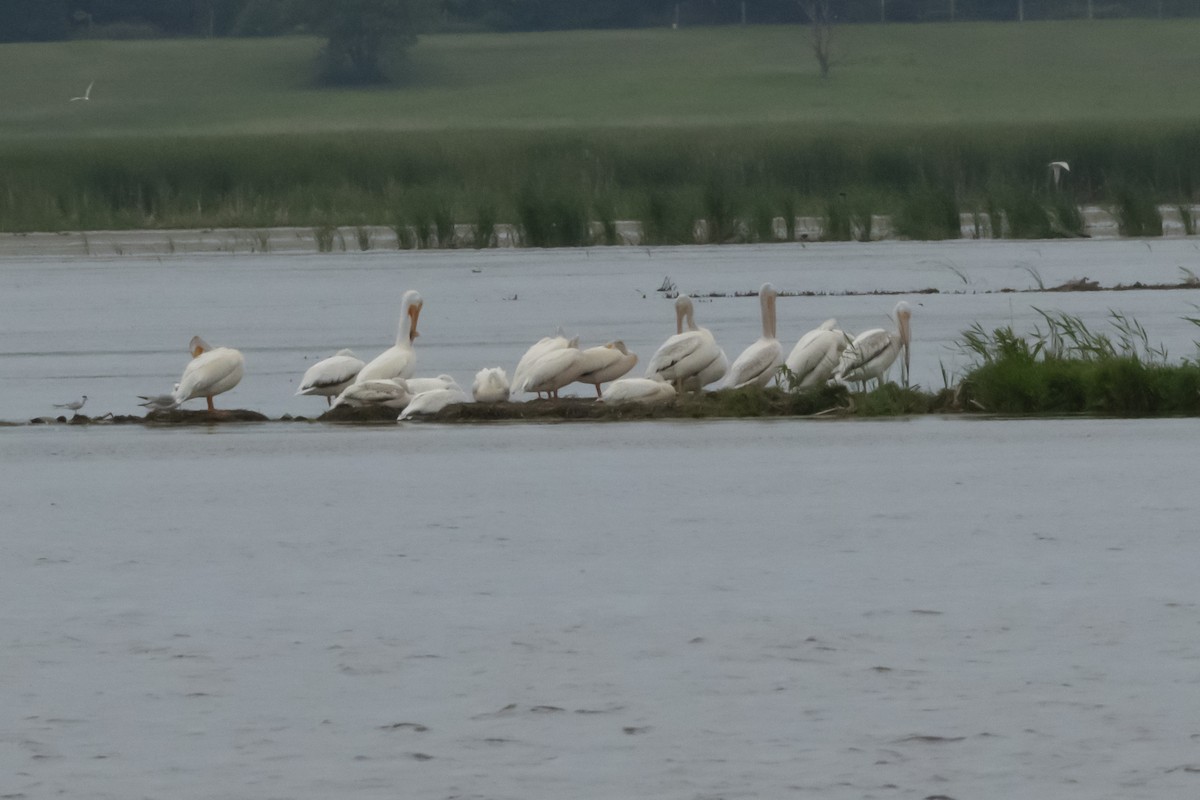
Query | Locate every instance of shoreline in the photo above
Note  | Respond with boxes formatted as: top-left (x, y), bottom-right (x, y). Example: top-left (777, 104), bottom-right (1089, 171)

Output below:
top-left (1, 206), bottom-right (1195, 259)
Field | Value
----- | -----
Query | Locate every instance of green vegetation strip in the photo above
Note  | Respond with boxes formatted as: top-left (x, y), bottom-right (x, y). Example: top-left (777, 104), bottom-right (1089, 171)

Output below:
top-left (1, 24), bottom-right (1199, 234)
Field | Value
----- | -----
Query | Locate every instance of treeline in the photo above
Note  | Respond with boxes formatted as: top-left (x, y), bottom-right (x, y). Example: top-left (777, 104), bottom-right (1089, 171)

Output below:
top-left (3, 0), bottom-right (1199, 43)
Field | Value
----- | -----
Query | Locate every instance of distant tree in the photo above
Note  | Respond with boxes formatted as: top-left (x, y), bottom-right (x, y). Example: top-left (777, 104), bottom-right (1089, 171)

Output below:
top-left (0, 0), bottom-right (69, 41)
top-left (797, 0), bottom-right (834, 79)
top-left (301, 0), bottom-right (434, 84)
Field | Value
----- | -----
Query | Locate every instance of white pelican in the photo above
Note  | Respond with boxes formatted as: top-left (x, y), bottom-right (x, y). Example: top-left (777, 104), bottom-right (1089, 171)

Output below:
top-left (723, 284), bottom-right (783, 389)
top-left (405, 374), bottom-right (460, 395)
top-left (600, 378), bottom-right (676, 407)
top-left (645, 295), bottom-right (728, 392)
top-left (54, 395), bottom-right (87, 411)
top-left (330, 378), bottom-right (411, 410)
top-left (511, 329), bottom-right (575, 398)
top-left (834, 301), bottom-right (912, 391)
top-left (517, 345), bottom-right (587, 399)
top-left (398, 386), bottom-right (469, 420)
top-left (472, 367), bottom-right (510, 403)
top-left (296, 349), bottom-right (364, 405)
top-left (574, 341), bottom-right (638, 398)
top-left (356, 290), bottom-right (422, 383)
top-left (172, 336), bottom-right (245, 411)
top-left (784, 319), bottom-right (849, 390)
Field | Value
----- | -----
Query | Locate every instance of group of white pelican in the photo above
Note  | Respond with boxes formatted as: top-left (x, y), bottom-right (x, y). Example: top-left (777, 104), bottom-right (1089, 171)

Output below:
top-left (138, 285), bottom-right (913, 418)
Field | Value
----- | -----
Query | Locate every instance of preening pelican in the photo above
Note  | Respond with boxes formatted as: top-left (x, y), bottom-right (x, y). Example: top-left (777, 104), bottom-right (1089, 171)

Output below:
top-left (600, 377), bottom-right (676, 407)
top-left (784, 319), bottom-right (849, 390)
top-left (645, 295), bottom-right (728, 392)
top-left (331, 378), bottom-right (411, 410)
top-left (472, 367), bottom-right (510, 403)
top-left (517, 345), bottom-right (587, 399)
top-left (356, 290), bottom-right (422, 383)
top-left (723, 284), bottom-right (783, 389)
top-left (834, 301), bottom-right (912, 390)
top-left (574, 341), bottom-right (638, 397)
top-left (172, 336), bottom-right (245, 411)
top-left (296, 348), bottom-right (364, 405)
top-left (511, 329), bottom-right (575, 398)
top-left (398, 386), bottom-right (470, 420)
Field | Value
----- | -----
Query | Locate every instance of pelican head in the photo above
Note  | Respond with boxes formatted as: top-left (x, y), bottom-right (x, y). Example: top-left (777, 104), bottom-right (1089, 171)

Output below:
top-left (608, 340), bottom-right (630, 354)
top-left (400, 290), bottom-right (423, 343)
top-left (674, 295), bottom-right (696, 334)
top-left (189, 335), bottom-right (212, 358)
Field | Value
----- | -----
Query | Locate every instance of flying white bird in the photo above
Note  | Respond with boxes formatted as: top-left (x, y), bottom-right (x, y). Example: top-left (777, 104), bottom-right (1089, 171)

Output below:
top-left (69, 81), bottom-right (94, 102)
top-left (1049, 161), bottom-right (1070, 187)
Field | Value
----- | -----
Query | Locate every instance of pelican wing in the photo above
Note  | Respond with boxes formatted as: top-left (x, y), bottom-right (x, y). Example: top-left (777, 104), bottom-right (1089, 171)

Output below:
top-left (785, 329), bottom-right (846, 389)
top-left (725, 338), bottom-right (784, 389)
top-left (175, 348), bottom-right (244, 403)
top-left (298, 353), bottom-right (364, 395)
top-left (836, 328), bottom-right (895, 381)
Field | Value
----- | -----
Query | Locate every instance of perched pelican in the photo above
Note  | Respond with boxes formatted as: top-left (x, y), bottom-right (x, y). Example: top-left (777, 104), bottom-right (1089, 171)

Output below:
top-left (511, 329), bottom-right (575, 398)
top-left (574, 341), bottom-right (638, 398)
top-left (472, 367), bottom-right (510, 403)
top-left (645, 295), bottom-right (727, 392)
top-left (296, 349), bottom-right (364, 405)
top-left (834, 301), bottom-right (912, 391)
top-left (398, 386), bottom-right (469, 420)
top-left (600, 378), bottom-right (676, 407)
top-left (171, 336), bottom-right (245, 411)
top-left (723, 284), bottom-right (783, 389)
top-left (517, 345), bottom-right (587, 399)
top-left (356, 290), bottom-right (422, 383)
top-left (784, 319), bottom-right (849, 390)
top-left (331, 378), bottom-right (411, 410)
top-left (54, 395), bottom-right (87, 412)
top-left (405, 374), bottom-right (460, 395)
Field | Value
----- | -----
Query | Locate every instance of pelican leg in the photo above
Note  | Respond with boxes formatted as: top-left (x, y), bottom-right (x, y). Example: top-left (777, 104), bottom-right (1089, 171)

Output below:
top-left (594, 385), bottom-right (602, 399)
top-left (326, 396), bottom-right (332, 407)
top-left (206, 396), bottom-right (215, 412)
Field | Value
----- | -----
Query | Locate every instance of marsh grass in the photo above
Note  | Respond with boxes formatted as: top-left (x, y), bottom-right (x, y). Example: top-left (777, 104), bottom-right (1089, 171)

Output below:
top-left (1112, 185), bottom-right (1164, 236)
top-left (958, 310), bottom-right (1200, 415)
top-left (893, 187), bottom-right (961, 240)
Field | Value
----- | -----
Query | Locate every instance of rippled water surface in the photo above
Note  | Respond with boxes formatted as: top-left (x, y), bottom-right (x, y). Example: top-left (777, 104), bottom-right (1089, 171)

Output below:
top-left (3, 240), bottom-right (1200, 799)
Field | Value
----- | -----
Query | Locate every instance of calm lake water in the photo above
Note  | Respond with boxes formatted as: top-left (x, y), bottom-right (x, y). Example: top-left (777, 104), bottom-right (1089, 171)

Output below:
top-left (1, 238), bottom-right (1198, 419)
top-left (3, 239), bottom-right (1200, 798)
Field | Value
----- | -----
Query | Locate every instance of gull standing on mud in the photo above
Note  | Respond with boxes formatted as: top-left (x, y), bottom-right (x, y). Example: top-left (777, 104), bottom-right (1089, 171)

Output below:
top-left (53, 395), bottom-right (87, 412)
top-left (356, 290), bottom-right (422, 383)
top-left (723, 283), bottom-right (783, 389)
top-left (645, 295), bottom-right (728, 392)
top-left (834, 301), bottom-right (912, 391)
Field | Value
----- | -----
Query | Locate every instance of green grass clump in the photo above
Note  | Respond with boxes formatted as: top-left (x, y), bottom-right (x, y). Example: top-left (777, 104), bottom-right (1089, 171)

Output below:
top-left (958, 311), bottom-right (1200, 416)
top-left (1112, 185), bottom-right (1164, 236)
top-left (893, 186), bottom-right (961, 240)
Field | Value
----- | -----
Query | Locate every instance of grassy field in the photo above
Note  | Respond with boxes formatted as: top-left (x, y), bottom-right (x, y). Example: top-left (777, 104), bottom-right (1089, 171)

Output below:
top-left (1, 22), bottom-right (1199, 234)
